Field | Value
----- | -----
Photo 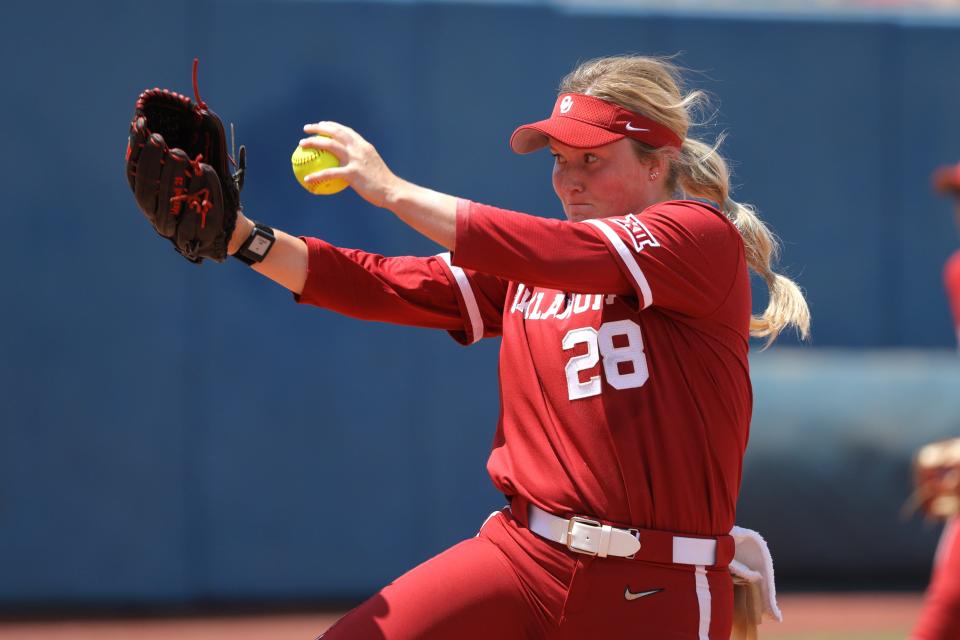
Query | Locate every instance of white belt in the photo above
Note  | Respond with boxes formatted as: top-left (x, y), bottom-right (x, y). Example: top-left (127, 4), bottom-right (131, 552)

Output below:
top-left (528, 503), bottom-right (640, 558)
top-left (527, 503), bottom-right (718, 565)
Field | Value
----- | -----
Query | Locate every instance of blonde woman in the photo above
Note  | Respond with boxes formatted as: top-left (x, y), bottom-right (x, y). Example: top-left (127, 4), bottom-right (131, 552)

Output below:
top-left (225, 55), bottom-right (810, 639)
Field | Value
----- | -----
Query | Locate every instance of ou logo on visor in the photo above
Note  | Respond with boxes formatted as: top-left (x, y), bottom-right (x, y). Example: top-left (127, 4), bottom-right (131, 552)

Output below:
top-left (559, 95), bottom-right (573, 113)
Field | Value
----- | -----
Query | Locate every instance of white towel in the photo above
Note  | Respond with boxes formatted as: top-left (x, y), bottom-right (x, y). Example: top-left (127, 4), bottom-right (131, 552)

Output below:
top-left (729, 525), bottom-right (783, 622)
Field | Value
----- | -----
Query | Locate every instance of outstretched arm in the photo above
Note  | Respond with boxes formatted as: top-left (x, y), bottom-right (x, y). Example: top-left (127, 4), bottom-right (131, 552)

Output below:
top-left (226, 211), bottom-right (508, 340)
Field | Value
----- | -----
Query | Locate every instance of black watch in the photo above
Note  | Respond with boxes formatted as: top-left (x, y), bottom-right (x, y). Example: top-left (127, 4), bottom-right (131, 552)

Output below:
top-left (232, 222), bottom-right (276, 265)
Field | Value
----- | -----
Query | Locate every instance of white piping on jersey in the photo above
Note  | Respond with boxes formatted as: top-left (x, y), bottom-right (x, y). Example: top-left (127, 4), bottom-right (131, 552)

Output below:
top-left (437, 252), bottom-right (484, 344)
top-left (476, 508), bottom-right (508, 537)
top-left (695, 565), bottom-right (711, 640)
top-left (583, 219), bottom-right (653, 309)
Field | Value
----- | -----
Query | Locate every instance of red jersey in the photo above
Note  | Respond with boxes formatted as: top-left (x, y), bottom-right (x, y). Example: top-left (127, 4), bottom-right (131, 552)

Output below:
top-left (297, 199), bottom-right (752, 536)
top-left (945, 250), bottom-right (960, 347)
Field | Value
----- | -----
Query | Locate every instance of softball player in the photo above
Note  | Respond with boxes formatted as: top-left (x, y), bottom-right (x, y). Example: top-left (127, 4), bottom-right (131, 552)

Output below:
top-left (911, 161), bottom-right (960, 640)
top-left (228, 55), bottom-right (809, 639)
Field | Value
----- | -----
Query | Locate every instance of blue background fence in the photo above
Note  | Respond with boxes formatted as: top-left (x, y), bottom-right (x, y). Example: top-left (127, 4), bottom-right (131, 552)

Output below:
top-left (2, 0), bottom-right (960, 607)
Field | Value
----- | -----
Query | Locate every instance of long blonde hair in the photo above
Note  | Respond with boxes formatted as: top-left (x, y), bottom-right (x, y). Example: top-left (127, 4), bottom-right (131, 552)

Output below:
top-left (560, 55), bottom-right (810, 346)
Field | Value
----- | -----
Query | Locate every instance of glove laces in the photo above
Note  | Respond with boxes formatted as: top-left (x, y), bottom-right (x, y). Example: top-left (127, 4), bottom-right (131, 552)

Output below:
top-left (192, 57), bottom-right (208, 111)
top-left (169, 184), bottom-right (212, 228)
top-left (168, 152), bottom-right (213, 228)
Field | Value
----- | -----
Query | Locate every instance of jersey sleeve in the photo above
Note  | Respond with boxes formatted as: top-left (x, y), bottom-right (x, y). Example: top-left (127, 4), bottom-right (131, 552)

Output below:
top-left (583, 201), bottom-right (744, 316)
top-left (294, 236), bottom-right (509, 344)
top-left (453, 199), bottom-right (743, 317)
top-left (944, 250), bottom-right (960, 347)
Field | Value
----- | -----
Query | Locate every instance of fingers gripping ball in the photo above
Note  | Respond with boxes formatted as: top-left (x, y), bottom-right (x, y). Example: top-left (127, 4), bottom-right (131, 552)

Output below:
top-left (292, 143), bottom-right (349, 195)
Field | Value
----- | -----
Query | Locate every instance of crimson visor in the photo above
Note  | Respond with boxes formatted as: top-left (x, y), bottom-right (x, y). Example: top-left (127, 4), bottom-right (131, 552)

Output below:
top-left (510, 93), bottom-right (683, 154)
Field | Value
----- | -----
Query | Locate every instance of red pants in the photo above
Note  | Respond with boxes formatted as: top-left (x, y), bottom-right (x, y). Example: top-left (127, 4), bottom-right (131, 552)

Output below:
top-left (321, 507), bottom-right (732, 639)
top-left (913, 518), bottom-right (960, 640)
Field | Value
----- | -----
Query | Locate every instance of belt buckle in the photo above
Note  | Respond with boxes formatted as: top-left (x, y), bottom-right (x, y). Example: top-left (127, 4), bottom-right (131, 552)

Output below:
top-left (566, 515), bottom-right (602, 556)
top-left (626, 528), bottom-right (641, 559)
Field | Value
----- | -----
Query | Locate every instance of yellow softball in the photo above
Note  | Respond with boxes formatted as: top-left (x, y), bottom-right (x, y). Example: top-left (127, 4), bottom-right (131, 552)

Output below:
top-left (291, 141), bottom-right (349, 195)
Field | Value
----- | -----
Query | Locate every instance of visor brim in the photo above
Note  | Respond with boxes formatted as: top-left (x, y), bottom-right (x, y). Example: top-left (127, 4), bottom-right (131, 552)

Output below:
top-left (510, 119), bottom-right (626, 154)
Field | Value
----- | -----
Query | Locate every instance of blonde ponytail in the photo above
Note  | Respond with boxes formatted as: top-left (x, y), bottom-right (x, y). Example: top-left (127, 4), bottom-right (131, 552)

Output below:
top-left (676, 138), bottom-right (811, 347)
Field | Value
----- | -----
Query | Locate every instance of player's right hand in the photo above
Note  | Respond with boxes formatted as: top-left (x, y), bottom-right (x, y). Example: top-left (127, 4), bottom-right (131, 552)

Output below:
top-left (300, 122), bottom-right (405, 209)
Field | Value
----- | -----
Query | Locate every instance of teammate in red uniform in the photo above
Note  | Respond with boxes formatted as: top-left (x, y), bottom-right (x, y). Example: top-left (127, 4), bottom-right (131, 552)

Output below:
top-left (912, 161), bottom-right (960, 640)
top-left (227, 56), bottom-right (810, 639)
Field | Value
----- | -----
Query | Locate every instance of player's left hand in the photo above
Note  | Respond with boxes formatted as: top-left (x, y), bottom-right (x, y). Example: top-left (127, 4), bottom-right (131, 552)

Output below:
top-left (300, 122), bottom-right (404, 208)
top-left (909, 437), bottom-right (960, 519)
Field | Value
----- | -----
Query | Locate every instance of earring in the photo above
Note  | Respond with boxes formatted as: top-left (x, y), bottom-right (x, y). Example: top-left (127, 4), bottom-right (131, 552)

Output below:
top-left (649, 170), bottom-right (660, 181)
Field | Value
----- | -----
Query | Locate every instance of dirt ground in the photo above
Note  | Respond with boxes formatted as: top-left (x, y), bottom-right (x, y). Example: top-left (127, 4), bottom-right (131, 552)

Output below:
top-left (0, 592), bottom-right (926, 639)
top-left (764, 592), bottom-right (924, 638)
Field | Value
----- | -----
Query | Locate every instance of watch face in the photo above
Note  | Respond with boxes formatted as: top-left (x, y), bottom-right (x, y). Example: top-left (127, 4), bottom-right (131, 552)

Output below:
top-left (249, 234), bottom-right (272, 257)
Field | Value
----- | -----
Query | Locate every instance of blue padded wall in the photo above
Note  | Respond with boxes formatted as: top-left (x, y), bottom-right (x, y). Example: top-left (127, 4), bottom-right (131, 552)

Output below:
top-left (1, 0), bottom-right (960, 605)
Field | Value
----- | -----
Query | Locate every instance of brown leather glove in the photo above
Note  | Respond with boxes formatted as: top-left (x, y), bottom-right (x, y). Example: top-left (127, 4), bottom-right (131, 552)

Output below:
top-left (125, 59), bottom-right (244, 263)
